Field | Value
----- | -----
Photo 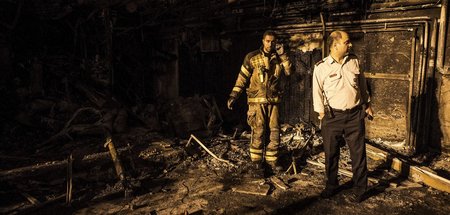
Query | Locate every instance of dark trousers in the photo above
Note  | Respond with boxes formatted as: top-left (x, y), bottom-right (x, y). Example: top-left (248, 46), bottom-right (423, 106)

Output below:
top-left (321, 108), bottom-right (368, 194)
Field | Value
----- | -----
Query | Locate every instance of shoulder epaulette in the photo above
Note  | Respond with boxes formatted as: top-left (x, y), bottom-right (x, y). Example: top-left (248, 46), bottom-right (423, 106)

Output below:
top-left (347, 53), bottom-right (358, 59)
top-left (315, 59), bottom-right (324, 66)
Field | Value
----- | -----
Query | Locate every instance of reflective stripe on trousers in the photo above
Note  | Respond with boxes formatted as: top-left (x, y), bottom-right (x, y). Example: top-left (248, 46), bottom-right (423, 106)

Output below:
top-left (247, 103), bottom-right (280, 162)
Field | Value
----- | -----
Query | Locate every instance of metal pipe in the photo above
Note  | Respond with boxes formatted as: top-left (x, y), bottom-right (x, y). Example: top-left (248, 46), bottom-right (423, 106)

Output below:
top-left (368, 3), bottom-right (441, 14)
top-left (227, 17), bottom-right (429, 35)
top-left (437, 0), bottom-right (448, 72)
top-left (429, 19), bottom-right (439, 74)
top-left (320, 12), bottom-right (326, 58)
top-left (274, 16), bottom-right (431, 30)
top-left (423, 18), bottom-right (438, 151)
top-left (329, 4), bottom-right (440, 17)
top-left (370, 0), bottom-right (438, 8)
top-left (283, 3), bottom-right (440, 18)
top-left (278, 23), bottom-right (423, 35)
top-left (413, 21), bottom-right (430, 153)
top-left (421, 22), bottom-right (430, 94)
top-left (408, 29), bottom-right (417, 151)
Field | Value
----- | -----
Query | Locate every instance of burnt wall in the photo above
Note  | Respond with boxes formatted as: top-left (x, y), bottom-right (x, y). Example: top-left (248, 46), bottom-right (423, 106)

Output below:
top-left (1, 0), bottom-right (449, 155)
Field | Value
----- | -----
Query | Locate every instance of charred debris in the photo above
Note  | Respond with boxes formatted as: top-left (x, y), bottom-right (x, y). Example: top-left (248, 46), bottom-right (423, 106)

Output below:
top-left (1, 86), bottom-right (450, 214)
top-left (1, 0), bottom-right (450, 214)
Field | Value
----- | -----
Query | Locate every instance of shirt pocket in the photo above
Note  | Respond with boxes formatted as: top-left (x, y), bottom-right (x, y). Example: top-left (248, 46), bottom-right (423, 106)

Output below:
top-left (324, 70), bottom-right (342, 90)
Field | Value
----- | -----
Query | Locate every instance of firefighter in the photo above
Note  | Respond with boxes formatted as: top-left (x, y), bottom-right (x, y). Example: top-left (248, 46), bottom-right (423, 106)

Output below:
top-left (227, 30), bottom-right (292, 175)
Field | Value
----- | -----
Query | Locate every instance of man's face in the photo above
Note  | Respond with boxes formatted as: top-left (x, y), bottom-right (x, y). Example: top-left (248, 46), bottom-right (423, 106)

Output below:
top-left (334, 32), bottom-right (352, 56)
top-left (262, 35), bottom-right (276, 53)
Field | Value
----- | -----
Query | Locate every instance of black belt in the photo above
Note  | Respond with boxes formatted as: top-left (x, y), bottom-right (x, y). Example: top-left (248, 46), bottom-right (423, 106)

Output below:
top-left (332, 105), bottom-right (361, 114)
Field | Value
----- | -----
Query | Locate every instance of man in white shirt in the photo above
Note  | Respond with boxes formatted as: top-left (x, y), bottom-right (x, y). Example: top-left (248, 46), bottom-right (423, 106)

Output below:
top-left (312, 30), bottom-right (374, 203)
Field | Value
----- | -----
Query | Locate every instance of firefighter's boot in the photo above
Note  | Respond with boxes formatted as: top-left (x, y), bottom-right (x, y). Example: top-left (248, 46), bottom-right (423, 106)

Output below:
top-left (248, 161), bottom-right (264, 178)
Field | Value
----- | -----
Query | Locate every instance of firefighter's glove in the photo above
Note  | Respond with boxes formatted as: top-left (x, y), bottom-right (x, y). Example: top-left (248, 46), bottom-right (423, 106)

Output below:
top-left (227, 97), bottom-right (236, 110)
top-left (276, 43), bottom-right (285, 56)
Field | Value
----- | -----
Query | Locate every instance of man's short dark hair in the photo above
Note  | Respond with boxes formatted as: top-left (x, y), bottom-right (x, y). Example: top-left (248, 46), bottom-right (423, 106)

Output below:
top-left (327, 31), bottom-right (343, 49)
top-left (263, 30), bottom-right (277, 39)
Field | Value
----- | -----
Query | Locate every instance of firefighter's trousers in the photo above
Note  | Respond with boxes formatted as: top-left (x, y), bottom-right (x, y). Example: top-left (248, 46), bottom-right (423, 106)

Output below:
top-left (247, 103), bottom-right (280, 163)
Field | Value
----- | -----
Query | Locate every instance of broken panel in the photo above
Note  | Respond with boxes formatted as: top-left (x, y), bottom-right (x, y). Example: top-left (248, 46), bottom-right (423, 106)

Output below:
top-left (365, 78), bottom-right (409, 141)
top-left (354, 30), bottom-right (416, 144)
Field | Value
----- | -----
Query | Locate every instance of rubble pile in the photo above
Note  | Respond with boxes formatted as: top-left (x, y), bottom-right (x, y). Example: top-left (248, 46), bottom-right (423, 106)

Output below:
top-left (1, 92), bottom-right (450, 214)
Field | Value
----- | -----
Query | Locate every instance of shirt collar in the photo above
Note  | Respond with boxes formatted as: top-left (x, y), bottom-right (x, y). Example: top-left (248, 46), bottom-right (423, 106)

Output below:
top-left (326, 56), bottom-right (335, 64)
top-left (326, 55), bottom-right (349, 65)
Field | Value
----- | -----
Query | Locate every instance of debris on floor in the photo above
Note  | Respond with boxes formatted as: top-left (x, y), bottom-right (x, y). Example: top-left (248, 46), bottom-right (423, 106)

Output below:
top-left (1, 117), bottom-right (450, 214)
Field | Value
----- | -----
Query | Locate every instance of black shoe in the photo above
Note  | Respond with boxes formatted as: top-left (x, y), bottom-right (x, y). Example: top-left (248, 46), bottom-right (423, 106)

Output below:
top-left (320, 188), bottom-right (336, 199)
top-left (348, 191), bottom-right (367, 203)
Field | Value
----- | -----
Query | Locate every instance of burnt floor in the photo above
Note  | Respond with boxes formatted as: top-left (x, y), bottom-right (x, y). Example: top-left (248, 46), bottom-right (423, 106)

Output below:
top-left (1, 126), bottom-right (450, 215)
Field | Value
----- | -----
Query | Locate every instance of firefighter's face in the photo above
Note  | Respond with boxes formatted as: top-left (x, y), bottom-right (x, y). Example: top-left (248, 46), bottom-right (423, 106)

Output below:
top-left (262, 35), bottom-right (276, 53)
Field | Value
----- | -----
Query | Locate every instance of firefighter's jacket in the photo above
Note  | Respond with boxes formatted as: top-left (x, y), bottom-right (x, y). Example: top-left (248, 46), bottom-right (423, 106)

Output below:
top-left (230, 47), bottom-right (292, 104)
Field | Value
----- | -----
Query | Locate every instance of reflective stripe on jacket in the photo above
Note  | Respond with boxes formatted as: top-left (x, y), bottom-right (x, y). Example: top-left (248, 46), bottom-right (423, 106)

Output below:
top-left (230, 47), bottom-right (291, 104)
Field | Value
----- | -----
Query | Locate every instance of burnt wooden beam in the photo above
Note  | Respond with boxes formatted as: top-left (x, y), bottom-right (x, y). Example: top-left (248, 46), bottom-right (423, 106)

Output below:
top-left (232, 181), bottom-right (270, 196)
top-left (270, 176), bottom-right (289, 190)
top-left (305, 159), bottom-right (392, 186)
top-left (366, 144), bottom-right (450, 193)
top-left (104, 135), bottom-right (126, 182)
top-left (0, 146), bottom-right (131, 181)
top-left (188, 134), bottom-right (235, 167)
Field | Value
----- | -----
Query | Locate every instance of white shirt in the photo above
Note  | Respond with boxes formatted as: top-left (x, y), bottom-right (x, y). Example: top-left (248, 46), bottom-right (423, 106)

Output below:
top-left (312, 54), bottom-right (370, 113)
